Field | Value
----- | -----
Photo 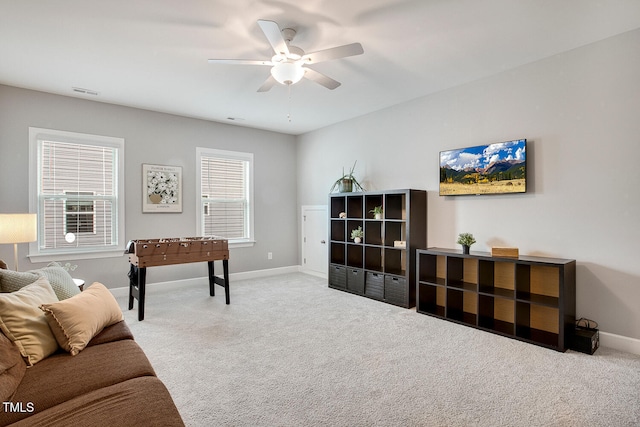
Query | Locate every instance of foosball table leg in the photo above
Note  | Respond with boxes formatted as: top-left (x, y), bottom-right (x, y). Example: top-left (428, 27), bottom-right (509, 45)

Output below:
top-left (137, 267), bottom-right (146, 321)
top-left (207, 260), bottom-right (230, 304)
top-left (128, 264), bottom-right (136, 310)
top-left (223, 259), bottom-right (230, 305)
top-left (208, 261), bottom-right (215, 297)
top-left (127, 264), bottom-right (147, 321)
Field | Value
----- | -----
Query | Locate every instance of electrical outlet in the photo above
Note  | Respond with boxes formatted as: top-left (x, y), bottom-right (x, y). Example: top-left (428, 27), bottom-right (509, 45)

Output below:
top-left (267, 252), bottom-right (273, 260)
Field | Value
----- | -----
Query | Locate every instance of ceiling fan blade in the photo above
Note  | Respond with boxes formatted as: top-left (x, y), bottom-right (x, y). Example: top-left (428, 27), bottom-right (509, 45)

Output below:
top-left (302, 43), bottom-right (364, 64)
top-left (208, 59), bottom-right (272, 66)
top-left (303, 67), bottom-right (341, 90)
top-left (257, 19), bottom-right (290, 56)
top-left (257, 75), bottom-right (277, 92)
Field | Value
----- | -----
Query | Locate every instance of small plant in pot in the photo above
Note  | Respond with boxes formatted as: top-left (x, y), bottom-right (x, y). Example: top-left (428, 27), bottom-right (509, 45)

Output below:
top-left (369, 206), bottom-right (383, 220)
top-left (330, 161), bottom-right (365, 193)
top-left (351, 226), bottom-right (364, 243)
top-left (457, 233), bottom-right (476, 254)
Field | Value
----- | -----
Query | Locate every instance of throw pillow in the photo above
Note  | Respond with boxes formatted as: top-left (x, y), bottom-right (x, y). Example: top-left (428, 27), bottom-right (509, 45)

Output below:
top-left (40, 282), bottom-right (124, 356)
top-left (0, 269), bottom-right (39, 293)
top-left (0, 330), bottom-right (27, 402)
top-left (0, 262), bottom-right (80, 300)
top-left (0, 276), bottom-right (60, 366)
top-left (37, 262), bottom-right (81, 300)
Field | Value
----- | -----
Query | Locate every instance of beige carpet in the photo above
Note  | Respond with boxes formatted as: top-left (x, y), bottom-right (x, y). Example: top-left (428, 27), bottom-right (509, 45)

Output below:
top-left (117, 273), bottom-right (640, 427)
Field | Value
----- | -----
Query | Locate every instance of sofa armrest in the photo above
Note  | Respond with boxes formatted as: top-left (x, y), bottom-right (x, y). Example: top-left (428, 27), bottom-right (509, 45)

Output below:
top-left (86, 321), bottom-right (134, 347)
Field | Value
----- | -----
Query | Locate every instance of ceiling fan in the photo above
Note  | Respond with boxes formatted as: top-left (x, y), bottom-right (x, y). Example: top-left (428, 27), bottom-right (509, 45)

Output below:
top-left (208, 19), bottom-right (364, 92)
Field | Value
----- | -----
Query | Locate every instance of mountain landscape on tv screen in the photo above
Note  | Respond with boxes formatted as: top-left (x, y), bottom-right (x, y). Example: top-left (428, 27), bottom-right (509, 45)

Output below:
top-left (439, 140), bottom-right (526, 195)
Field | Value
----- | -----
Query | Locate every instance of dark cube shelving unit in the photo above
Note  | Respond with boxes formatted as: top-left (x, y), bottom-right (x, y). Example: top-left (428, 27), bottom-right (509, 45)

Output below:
top-left (417, 247), bottom-right (576, 351)
top-left (328, 189), bottom-right (427, 308)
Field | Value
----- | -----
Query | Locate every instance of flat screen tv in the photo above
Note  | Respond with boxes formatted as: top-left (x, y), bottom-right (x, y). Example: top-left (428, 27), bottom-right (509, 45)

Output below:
top-left (439, 139), bottom-right (526, 196)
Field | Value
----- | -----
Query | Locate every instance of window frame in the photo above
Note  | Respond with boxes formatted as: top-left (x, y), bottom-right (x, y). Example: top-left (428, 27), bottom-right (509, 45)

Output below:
top-left (28, 127), bottom-right (125, 262)
top-left (196, 147), bottom-right (255, 248)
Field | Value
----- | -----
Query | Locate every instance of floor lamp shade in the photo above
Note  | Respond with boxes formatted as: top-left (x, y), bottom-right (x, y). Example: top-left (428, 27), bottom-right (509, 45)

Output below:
top-left (0, 214), bottom-right (37, 270)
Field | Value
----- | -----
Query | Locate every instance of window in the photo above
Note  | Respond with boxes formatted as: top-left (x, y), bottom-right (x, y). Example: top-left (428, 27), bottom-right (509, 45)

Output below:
top-left (196, 148), bottom-right (254, 246)
top-left (29, 128), bottom-right (125, 261)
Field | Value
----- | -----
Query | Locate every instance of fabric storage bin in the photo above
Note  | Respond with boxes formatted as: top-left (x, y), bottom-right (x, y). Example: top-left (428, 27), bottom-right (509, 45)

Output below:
top-left (329, 264), bottom-right (347, 289)
top-left (347, 268), bottom-right (365, 294)
top-left (384, 275), bottom-right (407, 306)
top-left (365, 272), bottom-right (384, 300)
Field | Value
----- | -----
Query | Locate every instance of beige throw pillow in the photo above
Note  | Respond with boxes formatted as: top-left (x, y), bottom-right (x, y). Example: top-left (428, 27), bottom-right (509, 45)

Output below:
top-left (0, 276), bottom-right (60, 366)
top-left (40, 282), bottom-right (124, 356)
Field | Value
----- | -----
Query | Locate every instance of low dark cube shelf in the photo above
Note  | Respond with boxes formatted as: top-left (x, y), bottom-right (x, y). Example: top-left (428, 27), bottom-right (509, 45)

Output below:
top-left (416, 247), bottom-right (576, 352)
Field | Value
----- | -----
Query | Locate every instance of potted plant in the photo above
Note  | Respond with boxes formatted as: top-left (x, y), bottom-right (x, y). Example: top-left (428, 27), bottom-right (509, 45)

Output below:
top-left (369, 205), bottom-right (383, 220)
top-left (457, 232), bottom-right (476, 254)
top-left (350, 226), bottom-right (364, 243)
top-left (330, 161), bottom-right (365, 193)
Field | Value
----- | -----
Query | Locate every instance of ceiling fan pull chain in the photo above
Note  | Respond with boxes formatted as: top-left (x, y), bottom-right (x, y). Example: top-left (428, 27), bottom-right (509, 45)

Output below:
top-left (287, 83), bottom-right (292, 122)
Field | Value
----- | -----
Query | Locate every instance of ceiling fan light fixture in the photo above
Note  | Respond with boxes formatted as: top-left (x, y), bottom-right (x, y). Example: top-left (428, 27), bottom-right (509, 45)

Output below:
top-left (270, 62), bottom-right (305, 85)
top-left (208, 19), bottom-right (363, 92)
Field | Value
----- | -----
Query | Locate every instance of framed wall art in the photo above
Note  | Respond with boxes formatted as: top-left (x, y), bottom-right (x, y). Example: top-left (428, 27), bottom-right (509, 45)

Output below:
top-left (142, 164), bottom-right (182, 213)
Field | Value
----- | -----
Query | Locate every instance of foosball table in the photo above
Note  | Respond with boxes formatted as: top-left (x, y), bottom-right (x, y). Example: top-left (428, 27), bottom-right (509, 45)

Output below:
top-left (126, 237), bottom-right (230, 321)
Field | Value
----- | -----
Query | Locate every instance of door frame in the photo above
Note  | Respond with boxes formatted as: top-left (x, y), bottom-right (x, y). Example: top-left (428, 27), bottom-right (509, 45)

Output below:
top-left (301, 205), bottom-right (328, 278)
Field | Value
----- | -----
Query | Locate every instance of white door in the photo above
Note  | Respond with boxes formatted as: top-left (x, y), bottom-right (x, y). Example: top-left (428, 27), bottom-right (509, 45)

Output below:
top-left (301, 205), bottom-right (328, 277)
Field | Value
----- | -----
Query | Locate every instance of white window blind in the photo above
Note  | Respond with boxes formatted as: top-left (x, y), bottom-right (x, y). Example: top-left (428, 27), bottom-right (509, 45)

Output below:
top-left (39, 140), bottom-right (116, 249)
top-left (197, 148), bottom-right (253, 244)
top-left (29, 128), bottom-right (125, 259)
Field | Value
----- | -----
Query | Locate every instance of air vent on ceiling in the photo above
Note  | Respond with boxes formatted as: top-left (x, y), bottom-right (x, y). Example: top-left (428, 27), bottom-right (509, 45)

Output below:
top-left (72, 87), bottom-right (99, 96)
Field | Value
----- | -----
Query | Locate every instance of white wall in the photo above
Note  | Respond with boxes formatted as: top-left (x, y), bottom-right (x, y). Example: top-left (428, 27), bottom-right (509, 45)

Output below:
top-left (0, 85), bottom-right (298, 288)
top-left (296, 29), bottom-right (640, 340)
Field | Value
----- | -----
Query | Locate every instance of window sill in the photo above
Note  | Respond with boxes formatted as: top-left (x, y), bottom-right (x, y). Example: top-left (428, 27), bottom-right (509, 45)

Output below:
top-left (28, 248), bottom-right (125, 264)
top-left (228, 239), bottom-right (256, 249)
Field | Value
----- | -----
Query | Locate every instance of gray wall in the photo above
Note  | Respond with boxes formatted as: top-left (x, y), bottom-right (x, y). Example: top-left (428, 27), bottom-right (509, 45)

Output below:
top-left (0, 85), bottom-right (298, 287)
top-left (296, 29), bottom-right (640, 340)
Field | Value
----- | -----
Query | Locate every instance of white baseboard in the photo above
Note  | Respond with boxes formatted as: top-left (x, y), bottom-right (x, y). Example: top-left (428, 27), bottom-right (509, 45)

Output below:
top-left (300, 269), bottom-right (327, 279)
top-left (600, 331), bottom-right (640, 355)
top-left (229, 265), bottom-right (302, 281)
top-left (109, 265), bottom-right (302, 298)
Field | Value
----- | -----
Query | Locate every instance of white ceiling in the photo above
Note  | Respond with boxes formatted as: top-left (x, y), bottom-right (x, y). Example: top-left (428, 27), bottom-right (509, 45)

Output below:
top-left (2, 0), bottom-right (640, 135)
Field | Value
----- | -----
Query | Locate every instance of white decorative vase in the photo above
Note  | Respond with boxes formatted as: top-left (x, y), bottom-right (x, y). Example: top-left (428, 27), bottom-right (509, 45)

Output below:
top-left (354, 237), bottom-right (362, 244)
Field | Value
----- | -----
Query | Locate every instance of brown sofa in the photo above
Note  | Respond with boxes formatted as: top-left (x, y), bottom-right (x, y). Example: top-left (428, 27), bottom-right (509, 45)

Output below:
top-left (1, 320), bottom-right (184, 426)
top-left (0, 262), bottom-right (183, 426)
